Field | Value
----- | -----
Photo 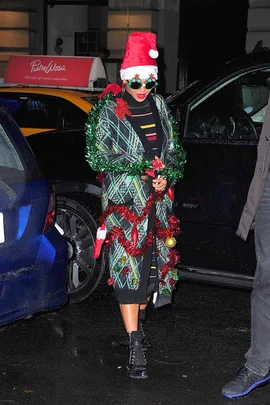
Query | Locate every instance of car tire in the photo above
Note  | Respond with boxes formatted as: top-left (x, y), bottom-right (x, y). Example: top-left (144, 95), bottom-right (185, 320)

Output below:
top-left (56, 192), bottom-right (109, 303)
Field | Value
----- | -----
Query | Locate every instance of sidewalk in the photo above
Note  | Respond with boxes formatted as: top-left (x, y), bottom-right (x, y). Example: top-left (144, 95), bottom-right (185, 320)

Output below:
top-left (0, 282), bottom-right (269, 405)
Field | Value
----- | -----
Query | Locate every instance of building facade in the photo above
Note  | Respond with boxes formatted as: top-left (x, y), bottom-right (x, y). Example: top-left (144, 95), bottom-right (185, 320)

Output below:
top-left (0, 0), bottom-right (44, 76)
top-left (0, 0), bottom-right (268, 93)
top-left (246, 0), bottom-right (270, 51)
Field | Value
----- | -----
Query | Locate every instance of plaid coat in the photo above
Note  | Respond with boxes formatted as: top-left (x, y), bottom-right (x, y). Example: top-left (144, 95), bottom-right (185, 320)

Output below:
top-left (87, 93), bottom-right (185, 307)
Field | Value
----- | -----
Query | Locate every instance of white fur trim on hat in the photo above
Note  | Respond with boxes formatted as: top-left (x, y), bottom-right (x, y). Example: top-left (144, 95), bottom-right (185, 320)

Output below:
top-left (120, 65), bottom-right (158, 81)
top-left (149, 49), bottom-right (159, 59)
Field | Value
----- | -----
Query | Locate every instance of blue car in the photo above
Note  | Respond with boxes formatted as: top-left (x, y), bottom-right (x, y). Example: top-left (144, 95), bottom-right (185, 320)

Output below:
top-left (0, 107), bottom-right (68, 326)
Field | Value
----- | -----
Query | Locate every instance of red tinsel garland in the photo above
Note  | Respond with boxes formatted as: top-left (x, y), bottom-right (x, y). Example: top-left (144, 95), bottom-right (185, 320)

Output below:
top-left (160, 249), bottom-right (180, 280)
top-left (106, 228), bottom-right (154, 256)
top-left (99, 193), bottom-right (157, 225)
top-left (101, 193), bottom-right (181, 258)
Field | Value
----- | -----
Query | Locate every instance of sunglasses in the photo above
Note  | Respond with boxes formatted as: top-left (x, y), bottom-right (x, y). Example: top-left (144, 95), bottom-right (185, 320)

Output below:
top-left (127, 78), bottom-right (158, 90)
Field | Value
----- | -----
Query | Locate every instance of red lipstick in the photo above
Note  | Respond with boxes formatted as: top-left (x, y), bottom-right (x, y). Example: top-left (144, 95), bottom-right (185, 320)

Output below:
top-left (137, 94), bottom-right (146, 100)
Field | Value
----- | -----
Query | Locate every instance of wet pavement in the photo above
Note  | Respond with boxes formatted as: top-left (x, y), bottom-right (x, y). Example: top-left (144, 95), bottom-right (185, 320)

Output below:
top-left (1, 282), bottom-right (270, 405)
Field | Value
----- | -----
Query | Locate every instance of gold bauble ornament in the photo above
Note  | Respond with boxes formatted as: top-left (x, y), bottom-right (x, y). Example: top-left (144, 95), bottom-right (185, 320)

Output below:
top-left (165, 236), bottom-right (177, 248)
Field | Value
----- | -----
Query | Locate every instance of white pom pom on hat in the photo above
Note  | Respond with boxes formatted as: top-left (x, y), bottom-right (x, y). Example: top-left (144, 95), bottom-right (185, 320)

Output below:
top-left (120, 32), bottom-right (159, 81)
top-left (149, 49), bottom-right (159, 59)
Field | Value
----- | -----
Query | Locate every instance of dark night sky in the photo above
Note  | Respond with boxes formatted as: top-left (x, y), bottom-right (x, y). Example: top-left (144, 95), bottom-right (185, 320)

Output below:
top-left (180, 0), bottom-right (249, 82)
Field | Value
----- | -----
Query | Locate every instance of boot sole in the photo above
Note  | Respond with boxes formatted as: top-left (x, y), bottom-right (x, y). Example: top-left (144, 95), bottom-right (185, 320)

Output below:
top-left (127, 366), bottom-right (148, 379)
top-left (222, 375), bottom-right (270, 399)
top-left (129, 373), bottom-right (148, 379)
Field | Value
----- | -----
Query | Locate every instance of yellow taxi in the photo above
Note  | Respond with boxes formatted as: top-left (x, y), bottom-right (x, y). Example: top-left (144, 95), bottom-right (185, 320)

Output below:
top-left (0, 87), bottom-right (96, 136)
top-left (0, 55), bottom-right (105, 136)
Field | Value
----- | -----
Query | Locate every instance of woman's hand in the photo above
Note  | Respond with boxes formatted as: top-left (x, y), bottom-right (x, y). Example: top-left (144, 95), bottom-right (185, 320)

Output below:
top-left (152, 175), bottom-right (167, 192)
top-left (154, 156), bottom-right (165, 169)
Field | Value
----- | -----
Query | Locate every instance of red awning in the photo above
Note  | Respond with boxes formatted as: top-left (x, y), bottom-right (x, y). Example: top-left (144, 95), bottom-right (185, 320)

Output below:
top-left (3, 55), bottom-right (107, 90)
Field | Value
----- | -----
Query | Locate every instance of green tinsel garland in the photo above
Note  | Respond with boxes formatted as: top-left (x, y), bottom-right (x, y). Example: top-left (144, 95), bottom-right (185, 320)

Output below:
top-left (161, 117), bottom-right (186, 181)
top-left (85, 92), bottom-right (186, 181)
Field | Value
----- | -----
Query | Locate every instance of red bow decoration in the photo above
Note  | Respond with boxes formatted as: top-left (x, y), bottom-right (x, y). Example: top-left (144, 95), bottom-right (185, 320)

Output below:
top-left (115, 98), bottom-right (132, 120)
top-left (96, 172), bottom-right (106, 183)
top-left (99, 83), bottom-right (122, 98)
top-left (145, 159), bottom-right (164, 178)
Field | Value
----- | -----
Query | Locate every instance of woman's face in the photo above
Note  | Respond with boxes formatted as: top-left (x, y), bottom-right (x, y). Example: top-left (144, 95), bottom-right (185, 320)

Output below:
top-left (123, 76), bottom-right (157, 103)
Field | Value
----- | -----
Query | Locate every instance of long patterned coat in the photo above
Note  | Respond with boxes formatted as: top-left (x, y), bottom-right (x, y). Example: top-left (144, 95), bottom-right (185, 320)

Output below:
top-left (86, 92), bottom-right (186, 307)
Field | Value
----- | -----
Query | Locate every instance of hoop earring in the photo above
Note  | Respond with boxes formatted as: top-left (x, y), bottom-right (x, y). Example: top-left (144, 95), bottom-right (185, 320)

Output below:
top-left (151, 86), bottom-right (157, 95)
top-left (122, 84), bottom-right (126, 95)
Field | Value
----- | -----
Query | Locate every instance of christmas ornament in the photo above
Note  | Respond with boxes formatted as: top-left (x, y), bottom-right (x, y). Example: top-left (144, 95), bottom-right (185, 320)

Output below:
top-left (160, 250), bottom-right (180, 280)
top-left (122, 266), bottom-right (130, 275)
top-left (107, 278), bottom-right (114, 286)
top-left (113, 264), bottom-right (121, 272)
top-left (161, 288), bottom-right (170, 295)
top-left (131, 223), bottom-right (138, 246)
top-left (167, 187), bottom-right (175, 202)
top-left (165, 236), bottom-right (177, 248)
top-left (93, 223), bottom-right (107, 258)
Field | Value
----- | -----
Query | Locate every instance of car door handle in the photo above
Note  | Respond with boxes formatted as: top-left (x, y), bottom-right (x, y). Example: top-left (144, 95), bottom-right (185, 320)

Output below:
top-left (0, 212), bottom-right (4, 243)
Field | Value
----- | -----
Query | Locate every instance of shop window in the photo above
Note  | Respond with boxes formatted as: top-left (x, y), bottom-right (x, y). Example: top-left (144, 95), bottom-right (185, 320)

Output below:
top-left (0, 11), bottom-right (29, 28)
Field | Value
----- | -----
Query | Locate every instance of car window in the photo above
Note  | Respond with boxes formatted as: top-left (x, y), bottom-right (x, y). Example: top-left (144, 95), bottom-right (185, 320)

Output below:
top-left (0, 111), bottom-right (41, 182)
top-left (0, 95), bottom-right (59, 129)
top-left (0, 94), bottom-right (87, 130)
top-left (0, 122), bottom-right (25, 184)
top-left (185, 68), bottom-right (270, 141)
top-left (58, 99), bottom-right (87, 129)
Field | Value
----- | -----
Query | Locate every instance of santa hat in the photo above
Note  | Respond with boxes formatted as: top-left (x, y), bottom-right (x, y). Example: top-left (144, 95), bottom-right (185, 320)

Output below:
top-left (120, 32), bottom-right (158, 81)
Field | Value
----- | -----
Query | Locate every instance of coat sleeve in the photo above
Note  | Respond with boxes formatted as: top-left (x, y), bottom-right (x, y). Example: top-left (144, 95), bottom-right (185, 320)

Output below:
top-left (95, 106), bottom-right (136, 165)
top-left (159, 96), bottom-right (186, 183)
top-left (86, 102), bottom-right (150, 175)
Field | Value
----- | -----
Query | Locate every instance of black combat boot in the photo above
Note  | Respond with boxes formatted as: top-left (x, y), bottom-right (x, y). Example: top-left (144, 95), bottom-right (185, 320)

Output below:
top-left (120, 309), bottom-right (151, 349)
top-left (128, 330), bottom-right (148, 379)
top-left (139, 309), bottom-right (151, 349)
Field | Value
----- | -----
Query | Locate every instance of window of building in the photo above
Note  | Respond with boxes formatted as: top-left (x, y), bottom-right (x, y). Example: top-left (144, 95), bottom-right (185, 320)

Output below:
top-left (0, 11), bottom-right (30, 77)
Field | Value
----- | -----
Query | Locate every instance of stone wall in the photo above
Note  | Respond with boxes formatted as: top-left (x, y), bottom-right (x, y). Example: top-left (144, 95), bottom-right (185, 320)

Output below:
top-left (247, 0), bottom-right (270, 51)
top-left (0, 0), bottom-right (44, 77)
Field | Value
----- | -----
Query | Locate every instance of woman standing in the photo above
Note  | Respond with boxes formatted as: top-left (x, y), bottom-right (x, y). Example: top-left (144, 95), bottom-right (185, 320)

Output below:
top-left (86, 32), bottom-right (186, 379)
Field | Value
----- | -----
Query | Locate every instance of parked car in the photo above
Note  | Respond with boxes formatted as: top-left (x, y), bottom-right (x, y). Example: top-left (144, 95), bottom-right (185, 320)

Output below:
top-left (0, 54), bottom-right (105, 136)
top-left (0, 107), bottom-right (68, 327)
top-left (167, 46), bottom-right (270, 288)
top-left (0, 87), bottom-right (95, 137)
top-left (0, 55), bottom-right (107, 303)
top-left (26, 128), bottom-right (107, 303)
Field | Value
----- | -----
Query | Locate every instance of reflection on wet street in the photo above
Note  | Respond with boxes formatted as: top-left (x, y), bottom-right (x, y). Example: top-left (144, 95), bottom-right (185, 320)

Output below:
top-left (0, 282), bottom-right (270, 405)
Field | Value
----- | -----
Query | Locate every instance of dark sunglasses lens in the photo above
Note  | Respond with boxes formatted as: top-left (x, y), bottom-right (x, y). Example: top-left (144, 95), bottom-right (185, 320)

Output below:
top-left (129, 81), bottom-right (142, 90)
top-left (145, 81), bottom-right (157, 89)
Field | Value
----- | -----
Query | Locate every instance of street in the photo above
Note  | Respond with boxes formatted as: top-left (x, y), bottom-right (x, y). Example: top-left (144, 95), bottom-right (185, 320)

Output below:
top-left (1, 282), bottom-right (270, 405)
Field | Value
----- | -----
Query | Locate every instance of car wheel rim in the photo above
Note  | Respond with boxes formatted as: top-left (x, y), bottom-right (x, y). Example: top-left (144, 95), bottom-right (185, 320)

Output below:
top-left (56, 208), bottom-right (95, 295)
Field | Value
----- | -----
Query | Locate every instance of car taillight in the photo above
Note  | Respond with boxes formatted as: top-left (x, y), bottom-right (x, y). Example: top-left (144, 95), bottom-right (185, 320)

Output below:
top-left (43, 192), bottom-right (56, 231)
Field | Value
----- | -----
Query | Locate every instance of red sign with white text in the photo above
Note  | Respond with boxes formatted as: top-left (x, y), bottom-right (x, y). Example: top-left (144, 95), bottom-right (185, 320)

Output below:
top-left (4, 55), bottom-right (94, 87)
